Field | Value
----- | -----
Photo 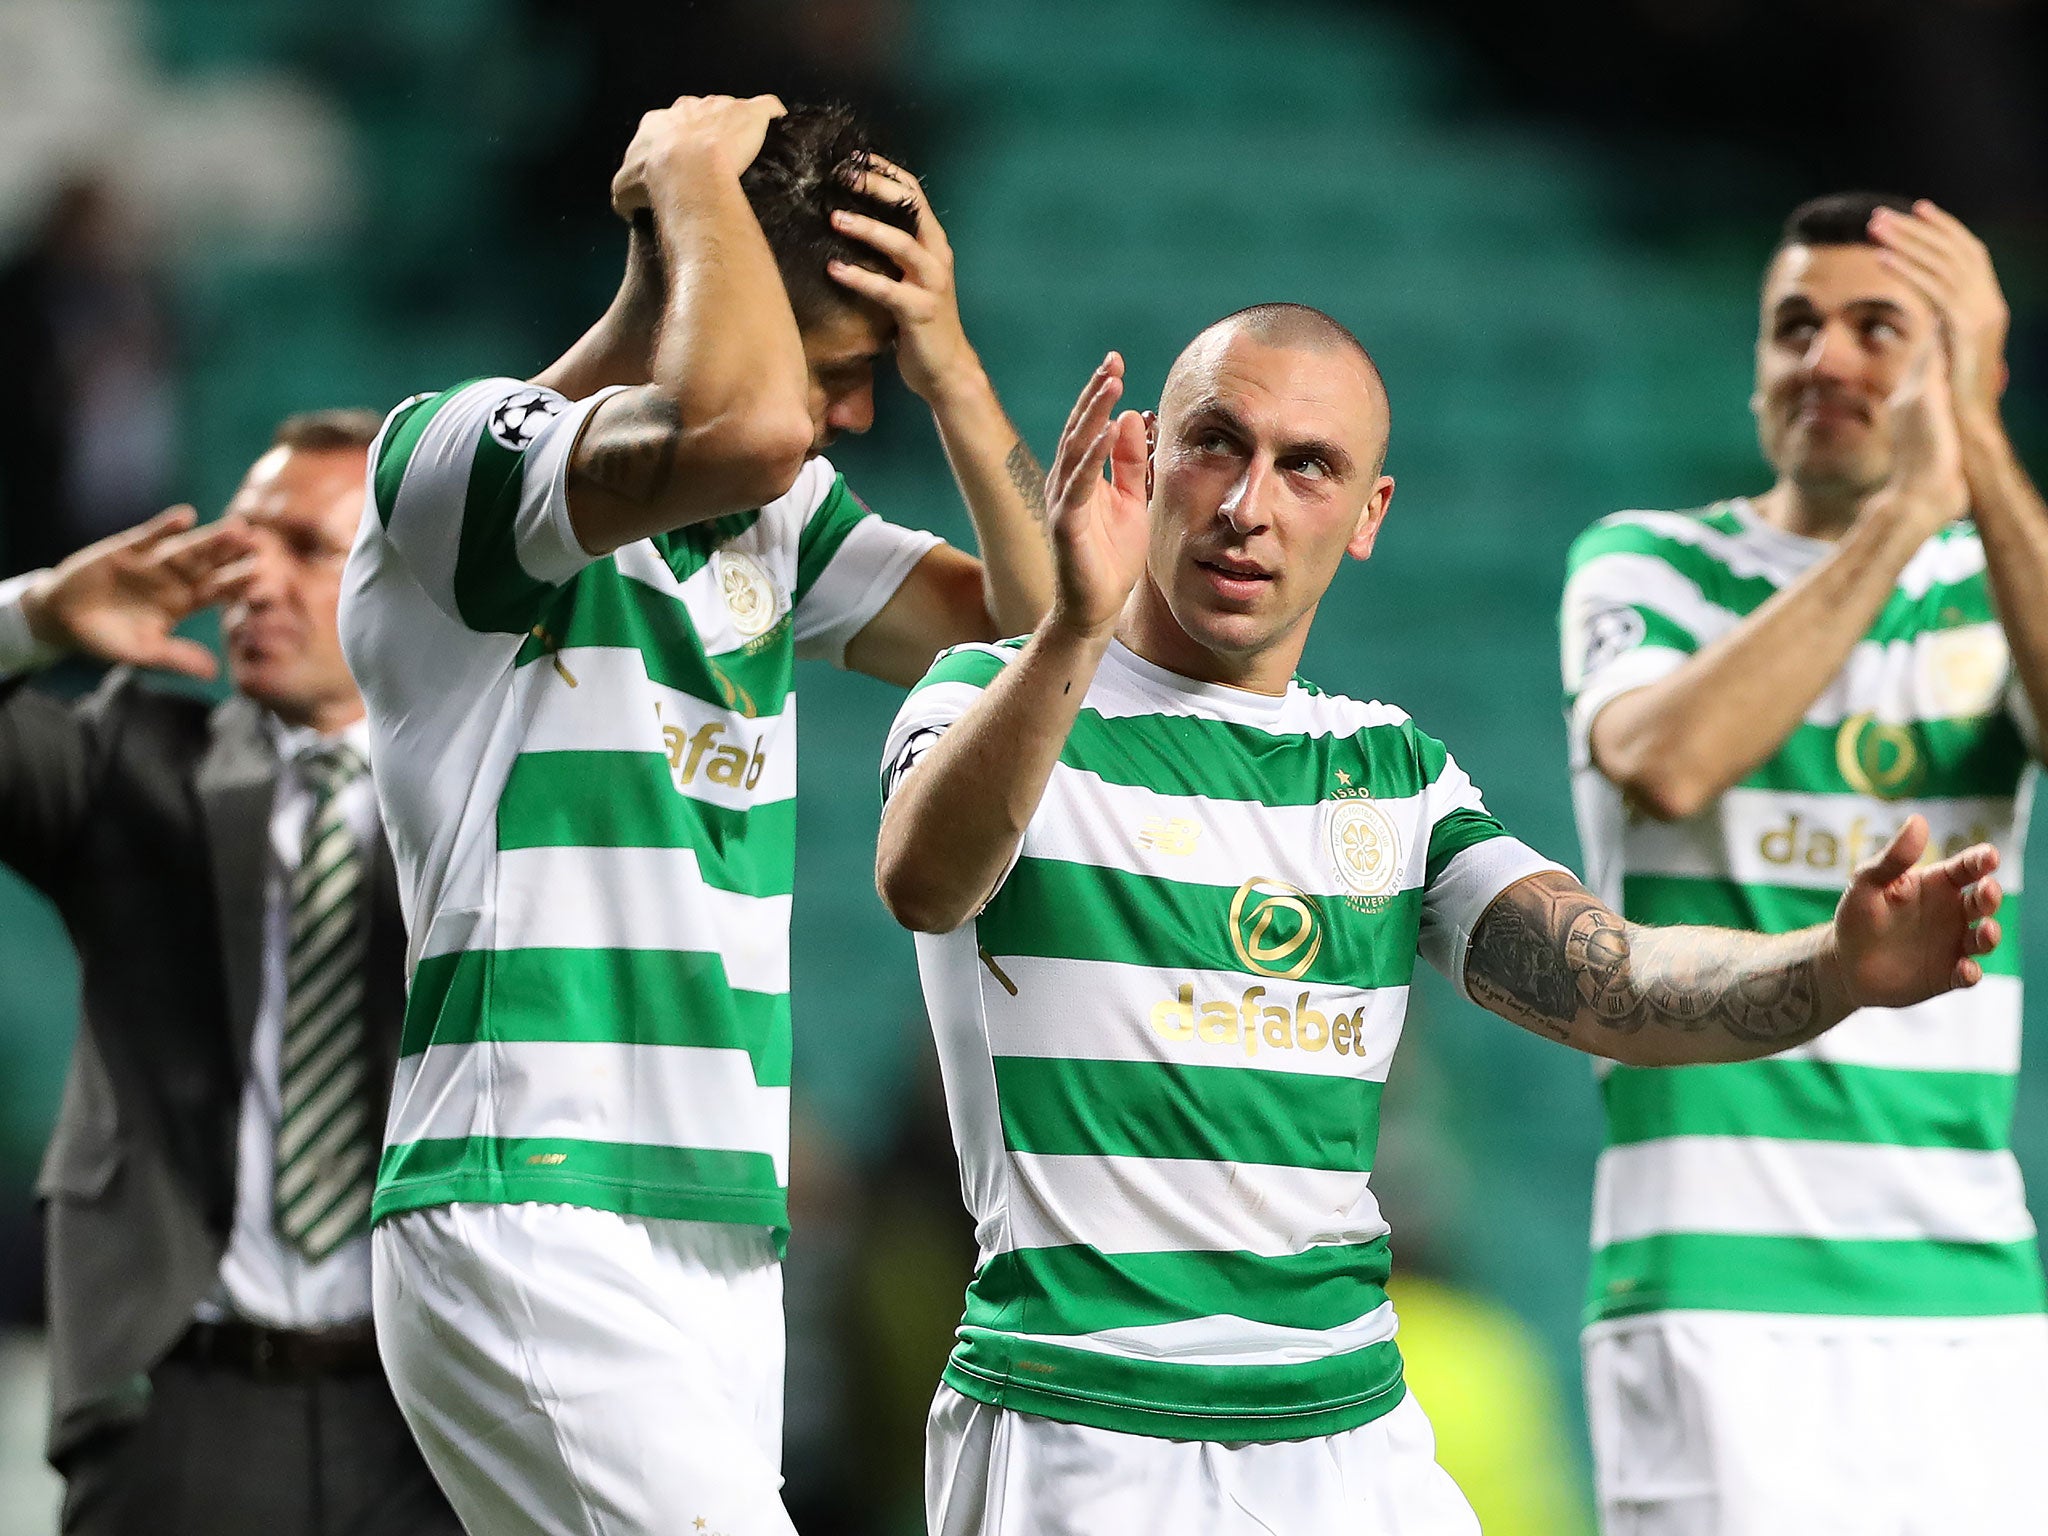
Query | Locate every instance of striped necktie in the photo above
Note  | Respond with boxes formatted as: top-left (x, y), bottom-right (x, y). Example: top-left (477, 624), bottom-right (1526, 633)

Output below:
top-left (274, 741), bottom-right (376, 1262)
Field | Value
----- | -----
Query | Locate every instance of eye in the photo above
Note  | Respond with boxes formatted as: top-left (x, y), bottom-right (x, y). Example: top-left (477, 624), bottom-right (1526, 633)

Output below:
top-left (1195, 428), bottom-right (1234, 454)
top-left (1776, 318), bottom-right (1819, 345)
top-left (1864, 318), bottom-right (1902, 344)
top-left (1286, 455), bottom-right (1330, 481)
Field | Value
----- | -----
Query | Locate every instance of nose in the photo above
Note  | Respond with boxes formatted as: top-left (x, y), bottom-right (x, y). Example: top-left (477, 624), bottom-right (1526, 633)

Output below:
top-left (1218, 460), bottom-right (1275, 535)
top-left (235, 529), bottom-right (289, 609)
top-left (826, 383), bottom-right (875, 438)
top-left (1803, 318), bottom-right (1862, 384)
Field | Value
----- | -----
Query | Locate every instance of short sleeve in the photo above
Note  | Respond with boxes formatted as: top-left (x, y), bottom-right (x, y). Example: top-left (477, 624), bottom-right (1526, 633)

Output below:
top-left (1560, 516), bottom-right (1717, 769)
top-left (1411, 731), bottom-right (1571, 998)
top-left (879, 642), bottom-right (1017, 806)
top-left (790, 472), bottom-right (942, 666)
top-left (367, 378), bottom-right (625, 635)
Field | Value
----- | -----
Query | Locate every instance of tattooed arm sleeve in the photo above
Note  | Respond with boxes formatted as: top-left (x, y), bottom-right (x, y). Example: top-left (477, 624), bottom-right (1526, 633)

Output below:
top-left (1463, 870), bottom-right (1854, 1066)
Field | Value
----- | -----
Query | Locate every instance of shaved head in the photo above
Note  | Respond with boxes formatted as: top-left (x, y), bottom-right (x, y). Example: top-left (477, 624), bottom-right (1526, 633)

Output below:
top-left (1128, 302), bottom-right (1399, 693)
top-left (1162, 303), bottom-right (1390, 473)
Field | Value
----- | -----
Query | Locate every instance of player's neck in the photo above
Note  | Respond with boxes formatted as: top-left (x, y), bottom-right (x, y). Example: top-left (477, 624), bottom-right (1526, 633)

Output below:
top-left (1752, 480), bottom-right (1863, 543)
top-left (1116, 582), bottom-right (1299, 697)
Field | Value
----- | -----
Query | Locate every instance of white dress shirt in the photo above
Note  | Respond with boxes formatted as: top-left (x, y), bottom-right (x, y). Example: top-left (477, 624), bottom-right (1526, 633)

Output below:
top-left (197, 713), bottom-right (380, 1328)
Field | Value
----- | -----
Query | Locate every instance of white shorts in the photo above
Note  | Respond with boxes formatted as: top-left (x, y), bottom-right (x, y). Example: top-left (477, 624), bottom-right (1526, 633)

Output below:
top-left (1584, 1310), bottom-right (2048, 1536)
top-left (925, 1383), bottom-right (1480, 1536)
top-left (372, 1201), bottom-right (794, 1536)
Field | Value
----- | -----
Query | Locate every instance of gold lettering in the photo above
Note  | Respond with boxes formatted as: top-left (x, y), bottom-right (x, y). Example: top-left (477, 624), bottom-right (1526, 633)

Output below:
top-left (1241, 986), bottom-right (1264, 1057)
top-left (1760, 814), bottom-right (1800, 865)
top-left (1333, 1012), bottom-right (1356, 1055)
top-left (744, 740), bottom-right (768, 791)
top-left (1296, 995), bottom-right (1328, 1051)
top-left (1152, 985), bottom-right (1196, 1041)
top-left (1199, 1002), bottom-right (1239, 1043)
top-left (1806, 830), bottom-right (1839, 870)
top-left (1262, 1006), bottom-right (1294, 1050)
top-left (663, 724), bottom-right (686, 770)
top-left (706, 743), bottom-right (749, 786)
top-left (679, 722), bottom-right (724, 784)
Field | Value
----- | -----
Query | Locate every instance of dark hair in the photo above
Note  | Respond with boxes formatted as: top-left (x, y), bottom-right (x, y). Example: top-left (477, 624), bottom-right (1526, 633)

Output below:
top-left (741, 103), bottom-right (919, 328)
top-left (271, 409), bottom-right (384, 453)
top-left (1778, 191), bottom-right (1916, 252)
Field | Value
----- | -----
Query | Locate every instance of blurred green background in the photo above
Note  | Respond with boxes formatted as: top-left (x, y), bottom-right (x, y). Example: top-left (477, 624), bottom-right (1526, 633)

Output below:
top-left (3, 0), bottom-right (2045, 1529)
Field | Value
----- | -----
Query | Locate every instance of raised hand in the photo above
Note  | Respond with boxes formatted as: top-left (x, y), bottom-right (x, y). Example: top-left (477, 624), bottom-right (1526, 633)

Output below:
top-left (21, 506), bottom-right (257, 679)
top-left (1045, 353), bottom-right (1151, 638)
top-left (610, 94), bottom-right (786, 218)
top-left (1870, 201), bottom-right (2009, 428)
top-left (826, 156), bottom-right (978, 403)
top-left (1872, 340), bottom-right (1967, 533)
top-left (1832, 815), bottom-right (2003, 1007)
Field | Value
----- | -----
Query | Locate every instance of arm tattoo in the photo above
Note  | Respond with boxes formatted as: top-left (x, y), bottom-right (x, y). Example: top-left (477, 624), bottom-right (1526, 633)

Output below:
top-left (1004, 439), bottom-right (1049, 523)
top-left (569, 390), bottom-right (680, 506)
top-left (1464, 873), bottom-right (1836, 1060)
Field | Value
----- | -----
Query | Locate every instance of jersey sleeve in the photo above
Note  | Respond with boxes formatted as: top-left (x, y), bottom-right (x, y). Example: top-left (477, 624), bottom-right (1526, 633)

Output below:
top-left (789, 469), bottom-right (943, 666)
top-left (2004, 672), bottom-right (2040, 756)
top-left (1411, 730), bottom-right (1572, 999)
top-left (1560, 515), bottom-right (1717, 770)
top-left (366, 378), bottom-right (624, 635)
top-left (878, 641), bottom-right (1017, 806)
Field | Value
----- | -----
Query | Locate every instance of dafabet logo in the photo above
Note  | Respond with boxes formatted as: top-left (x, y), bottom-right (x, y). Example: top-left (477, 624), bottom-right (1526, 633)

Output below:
top-left (1150, 984), bottom-right (1374, 1059)
top-left (1228, 877), bottom-right (1323, 980)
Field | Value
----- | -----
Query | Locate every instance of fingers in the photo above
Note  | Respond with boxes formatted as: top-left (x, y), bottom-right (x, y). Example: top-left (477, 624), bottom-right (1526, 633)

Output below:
top-left (1953, 956), bottom-right (1984, 989)
top-left (852, 156), bottom-right (940, 241)
top-left (143, 636), bottom-right (222, 682)
top-left (1055, 353), bottom-right (1125, 458)
top-left (194, 554), bottom-right (258, 609)
top-left (1048, 357), bottom-right (1127, 509)
top-left (1107, 410), bottom-right (1150, 504)
top-left (1931, 840), bottom-right (2000, 890)
top-left (136, 503), bottom-right (199, 541)
top-left (1961, 872), bottom-right (2004, 923)
top-left (1967, 916), bottom-right (2003, 958)
top-left (826, 258), bottom-right (909, 310)
top-left (104, 504), bottom-right (199, 557)
top-left (830, 207), bottom-right (933, 283)
top-left (1870, 208), bottom-right (1967, 280)
top-left (1859, 813), bottom-right (1929, 889)
top-left (150, 519), bottom-right (259, 587)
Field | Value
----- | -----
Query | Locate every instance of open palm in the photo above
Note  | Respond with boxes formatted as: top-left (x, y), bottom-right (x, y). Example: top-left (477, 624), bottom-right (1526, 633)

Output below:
top-left (1045, 352), bottom-right (1152, 636)
top-left (1834, 815), bottom-right (2003, 1008)
top-left (31, 507), bottom-right (257, 679)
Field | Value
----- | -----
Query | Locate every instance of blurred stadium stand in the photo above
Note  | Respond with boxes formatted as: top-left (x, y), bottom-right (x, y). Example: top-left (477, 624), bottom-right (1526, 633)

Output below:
top-left (3, 0), bottom-right (2045, 1531)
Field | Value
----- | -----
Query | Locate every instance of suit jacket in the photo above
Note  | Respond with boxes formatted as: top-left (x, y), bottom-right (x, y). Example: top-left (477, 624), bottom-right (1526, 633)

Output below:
top-left (0, 669), bottom-right (405, 1461)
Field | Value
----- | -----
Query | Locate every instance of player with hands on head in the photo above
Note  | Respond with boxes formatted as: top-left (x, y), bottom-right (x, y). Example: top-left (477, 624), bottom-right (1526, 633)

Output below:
top-left (877, 304), bottom-right (2003, 1536)
top-left (1563, 195), bottom-right (2048, 1536)
top-left (342, 93), bottom-right (1053, 1536)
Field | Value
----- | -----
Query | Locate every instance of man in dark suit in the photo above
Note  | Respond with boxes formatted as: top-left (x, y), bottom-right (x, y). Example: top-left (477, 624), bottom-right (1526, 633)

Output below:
top-left (0, 410), bottom-right (459, 1535)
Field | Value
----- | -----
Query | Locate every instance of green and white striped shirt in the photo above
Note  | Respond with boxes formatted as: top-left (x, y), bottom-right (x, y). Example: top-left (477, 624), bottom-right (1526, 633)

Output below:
top-left (340, 378), bottom-right (939, 1238)
top-left (1563, 499), bottom-right (2044, 1322)
top-left (884, 638), bottom-right (1561, 1441)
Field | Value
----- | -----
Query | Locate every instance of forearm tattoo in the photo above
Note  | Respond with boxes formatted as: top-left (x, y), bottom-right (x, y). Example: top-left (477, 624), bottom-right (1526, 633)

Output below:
top-left (1005, 439), bottom-right (1049, 523)
top-left (570, 391), bottom-right (680, 505)
top-left (1464, 874), bottom-right (1835, 1056)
